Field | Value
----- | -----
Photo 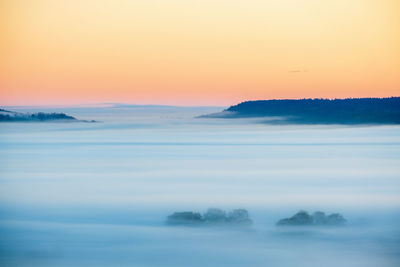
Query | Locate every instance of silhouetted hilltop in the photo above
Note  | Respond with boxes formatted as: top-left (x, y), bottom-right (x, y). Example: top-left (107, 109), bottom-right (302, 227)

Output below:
top-left (0, 108), bottom-right (90, 122)
top-left (201, 97), bottom-right (400, 124)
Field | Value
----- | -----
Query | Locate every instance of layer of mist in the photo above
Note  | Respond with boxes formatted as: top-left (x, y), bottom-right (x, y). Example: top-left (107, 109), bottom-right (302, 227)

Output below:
top-left (0, 106), bottom-right (399, 266)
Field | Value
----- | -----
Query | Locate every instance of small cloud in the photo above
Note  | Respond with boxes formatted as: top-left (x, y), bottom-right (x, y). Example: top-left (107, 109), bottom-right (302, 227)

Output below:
top-left (289, 69), bottom-right (308, 73)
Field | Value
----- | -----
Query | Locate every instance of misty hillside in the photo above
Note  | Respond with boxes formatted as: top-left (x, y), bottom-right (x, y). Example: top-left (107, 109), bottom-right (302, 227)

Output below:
top-left (203, 97), bottom-right (400, 124)
top-left (0, 108), bottom-right (77, 122)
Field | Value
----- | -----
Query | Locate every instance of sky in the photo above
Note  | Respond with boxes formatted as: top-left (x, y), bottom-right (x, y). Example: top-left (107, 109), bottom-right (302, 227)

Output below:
top-left (1, 0), bottom-right (399, 106)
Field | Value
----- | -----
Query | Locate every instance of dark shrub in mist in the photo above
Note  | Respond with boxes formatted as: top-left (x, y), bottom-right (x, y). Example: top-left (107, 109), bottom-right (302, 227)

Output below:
top-left (166, 212), bottom-right (203, 226)
top-left (203, 208), bottom-right (227, 224)
top-left (227, 209), bottom-right (253, 225)
top-left (277, 211), bottom-right (347, 226)
top-left (166, 208), bottom-right (253, 226)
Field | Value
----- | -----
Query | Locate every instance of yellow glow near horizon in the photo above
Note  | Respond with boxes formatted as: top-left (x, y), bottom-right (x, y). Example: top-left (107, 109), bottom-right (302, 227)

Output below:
top-left (1, 0), bottom-right (399, 106)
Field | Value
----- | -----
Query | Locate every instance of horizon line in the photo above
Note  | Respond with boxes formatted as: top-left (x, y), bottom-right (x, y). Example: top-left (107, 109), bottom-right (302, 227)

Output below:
top-left (2, 96), bottom-right (399, 109)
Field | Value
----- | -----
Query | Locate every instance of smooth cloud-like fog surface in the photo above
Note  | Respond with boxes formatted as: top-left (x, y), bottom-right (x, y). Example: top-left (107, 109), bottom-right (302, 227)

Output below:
top-left (0, 106), bottom-right (399, 266)
top-left (1, 220), bottom-right (399, 267)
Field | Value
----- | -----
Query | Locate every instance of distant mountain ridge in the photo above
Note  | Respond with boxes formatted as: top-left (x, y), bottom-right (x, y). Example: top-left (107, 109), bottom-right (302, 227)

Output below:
top-left (0, 108), bottom-right (78, 122)
top-left (201, 97), bottom-right (400, 124)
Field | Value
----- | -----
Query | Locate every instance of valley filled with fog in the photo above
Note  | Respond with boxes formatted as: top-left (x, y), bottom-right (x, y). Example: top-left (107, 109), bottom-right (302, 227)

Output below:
top-left (1, 106), bottom-right (399, 266)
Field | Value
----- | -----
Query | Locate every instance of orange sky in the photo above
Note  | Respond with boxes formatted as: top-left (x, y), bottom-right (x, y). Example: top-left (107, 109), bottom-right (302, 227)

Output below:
top-left (1, 0), bottom-right (399, 106)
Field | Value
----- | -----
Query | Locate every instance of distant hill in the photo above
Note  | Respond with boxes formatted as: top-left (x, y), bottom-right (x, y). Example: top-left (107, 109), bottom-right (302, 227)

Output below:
top-left (201, 97), bottom-right (400, 124)
top-left (0, 108), bottom-right (78, 122)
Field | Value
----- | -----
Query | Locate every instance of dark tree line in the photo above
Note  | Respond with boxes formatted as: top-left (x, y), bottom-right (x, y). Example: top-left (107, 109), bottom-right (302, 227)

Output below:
top-left (225, 97), bottom-right (400, 124)
top-left (0, 108), bottom-right (76, 121)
